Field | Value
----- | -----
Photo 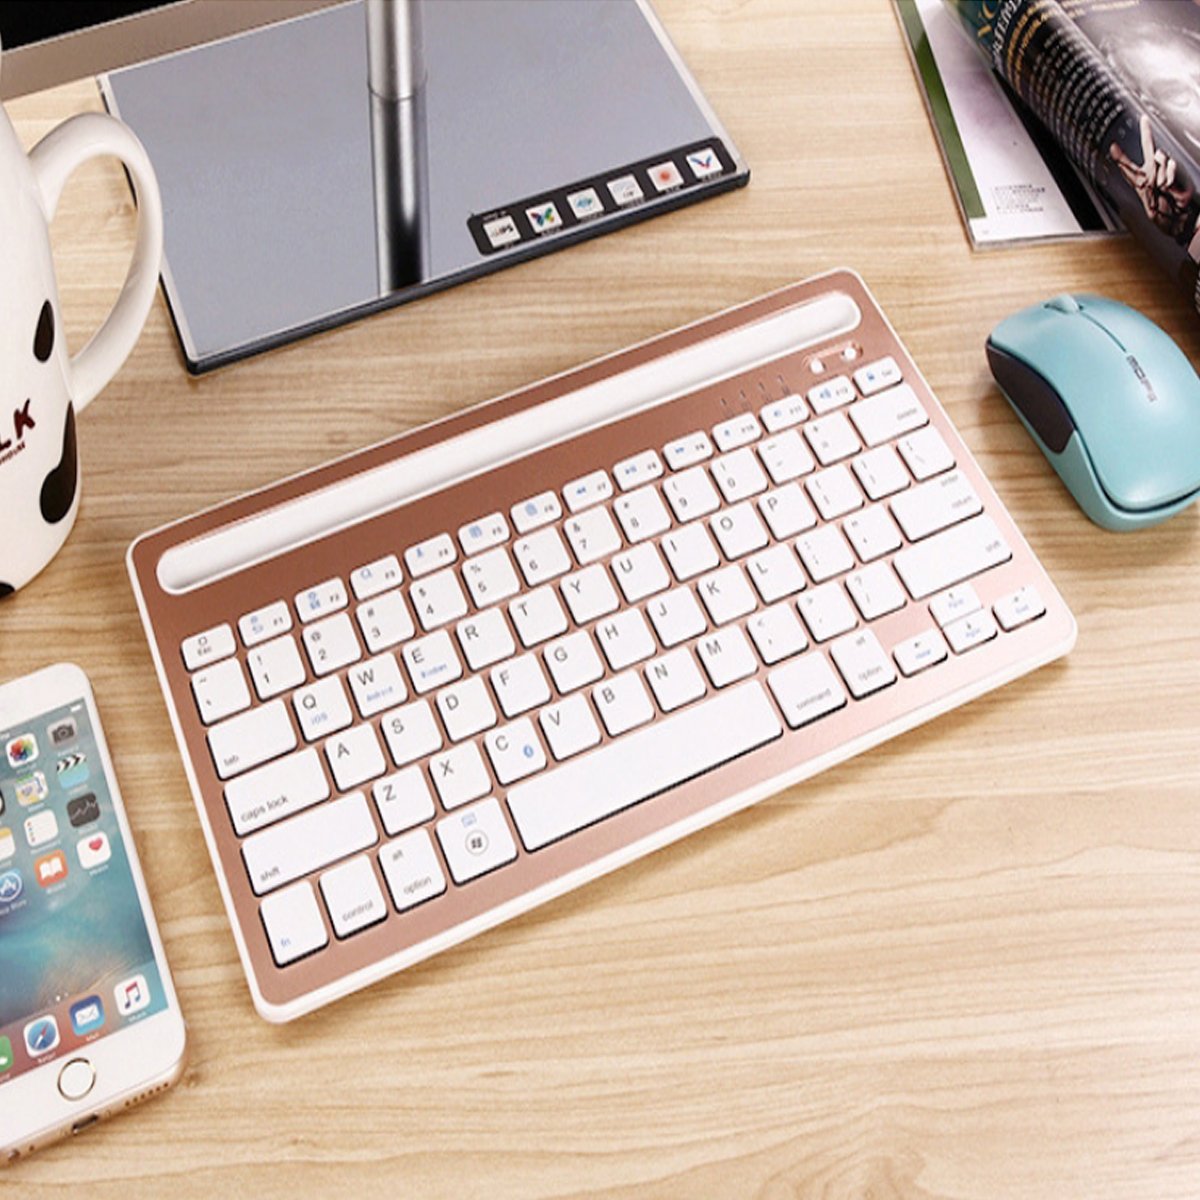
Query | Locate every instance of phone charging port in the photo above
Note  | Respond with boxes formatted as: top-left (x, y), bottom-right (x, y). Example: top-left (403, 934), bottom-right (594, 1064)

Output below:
top-left (71, 1115), bottom-right (99, 1135)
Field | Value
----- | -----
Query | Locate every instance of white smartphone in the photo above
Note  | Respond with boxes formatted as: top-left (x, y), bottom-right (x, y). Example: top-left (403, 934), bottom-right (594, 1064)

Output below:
top-left (0, 663), bottom-right (186, 1164)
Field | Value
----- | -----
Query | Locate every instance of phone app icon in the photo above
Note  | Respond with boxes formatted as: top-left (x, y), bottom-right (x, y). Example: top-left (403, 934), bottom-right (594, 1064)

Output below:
top-left (24, 809), bottom-right (59, 848)
top-left (0, 1036), bottom-right (12, 1073)
top-left (15, 771), bottom-right (48, 807)
top-left (48, 717), bottom-right (78, 747)
top-left (0, 869), bottom-right (21, 905)
top-left (77, 831), bottom-right (111, 870)
top-left (67, 792), bottom-right (101, 827)
top-left (0, 828), bottom-right (12, 860)
top-left (56, 751), bottom-right (89, 789)
top-left (34, 850), bottom-right (68, 888)
top-left (24, 1015), bottom-right (59, 1056)
top-left (115, 974), bottom-right (150, 1017)
top-left (70, 996), bottom-right (105, 1036)
top-left (5, 733), bottom-right (37, 768)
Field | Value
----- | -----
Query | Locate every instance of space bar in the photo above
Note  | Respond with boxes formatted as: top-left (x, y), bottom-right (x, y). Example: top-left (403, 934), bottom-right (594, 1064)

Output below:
top-left (507, 682), bottom-right (783, 851)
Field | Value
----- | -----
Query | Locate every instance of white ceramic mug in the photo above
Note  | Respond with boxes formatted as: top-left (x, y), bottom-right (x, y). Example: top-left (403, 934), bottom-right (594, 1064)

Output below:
top-left (0, 42), bottom-right (163, 597)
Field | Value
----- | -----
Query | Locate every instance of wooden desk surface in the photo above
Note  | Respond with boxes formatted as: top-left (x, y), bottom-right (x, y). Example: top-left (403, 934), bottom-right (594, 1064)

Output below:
top-left (3, 2), bottom-right (1199, 1195)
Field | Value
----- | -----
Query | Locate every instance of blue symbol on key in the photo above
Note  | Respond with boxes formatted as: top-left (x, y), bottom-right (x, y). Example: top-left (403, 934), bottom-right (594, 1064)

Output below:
top-left (470, 524), bottom-right (482, 538)
top-left (522, 744), bottom-right (535, 758)
top-left (462, 812), bottom-right (478, 828)
top-left (524, 502), bottom-right (537, 516)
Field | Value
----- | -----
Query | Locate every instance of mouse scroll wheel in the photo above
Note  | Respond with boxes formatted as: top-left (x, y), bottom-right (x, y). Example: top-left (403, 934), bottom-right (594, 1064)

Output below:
top-left (1045, 295), bottom-right (1082, 314)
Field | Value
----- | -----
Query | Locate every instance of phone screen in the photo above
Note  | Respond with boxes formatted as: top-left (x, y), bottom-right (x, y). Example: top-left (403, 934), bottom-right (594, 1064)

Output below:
top-left (0, 697), bottom-right (166, 1087)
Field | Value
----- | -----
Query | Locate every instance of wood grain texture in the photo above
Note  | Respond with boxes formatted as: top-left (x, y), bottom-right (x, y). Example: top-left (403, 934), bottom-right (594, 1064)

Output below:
top-left (2, 1), bottom-right (1198, 1196)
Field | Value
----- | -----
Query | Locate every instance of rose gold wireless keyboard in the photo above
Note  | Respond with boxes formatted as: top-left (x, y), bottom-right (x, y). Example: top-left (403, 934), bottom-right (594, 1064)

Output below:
top-left (129, 271), bottom-right (1076, 1022)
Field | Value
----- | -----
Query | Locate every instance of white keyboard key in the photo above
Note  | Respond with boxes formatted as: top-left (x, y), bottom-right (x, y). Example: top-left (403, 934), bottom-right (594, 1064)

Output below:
top-left (711, 502), bottom-right (769, 560)
top-left (848, 383), bottom-right (928, 448)
top-left (456, 608), bottom-right (516, 671)
top-left (893, 515), bottom-right (1011, 599)
top-left (697, 565), bottom-right (757, 626)
top-left (293, 675), bottom-right (353, 741)
top-left (458, 512), bottom-right (510, 556)
top-left (511, 490), bottom-right (563, 534)
top-left (347, 652), bottom-right (408, 718)
top-left (484, 719), bottom-right (547, 784)
top-left (830, 630), bottom-right (897, 699)
top-left (746, 544), bottom-right (806, 603)
top-left (595, 609), bottom-right (657, 671)
top-left (402, 629), bottom-right (463, 694)
top-left (759, 484), bottom-right (818, 539)
top-left (760, 392), bottom-right (808, 431)
top-left (436, 676), bottom-right (497, 741)
top-left (796, 525), bottom-right (855, 582)
top-left (806, 374), bottom-right (856, 414)
top-left (711, 447), bottom-right (769, 503)
top-left (320, 855), bottom-right (388, 938)
top-left (544, 630), bottom-right (605, 693)
top-left (295, 578), bottom-right (349, 624)
top-left (302, 612), bottom-right (362, 676)
top-left (356, 588), bottom-right (416, 653)
top-left (379, 829), bottom-right (447, 911)
top-left (758, 430), bottom-right (816, 484)
top-left (611, 543), bottom-right (670, 603)
top-left (713, 412), bottom-right (763, 452)
top-left (767, 653), bottom-right (848, 728)
top-left (697, 626), bottom-right (758, 688)
top-left (382, 699), bottom-right (443, 766)
top-left (325, 723), bottom-right (386, 791)
top-left (437, 798), bottom-right (518, 884)
top-left (238, 601), bottom-right (292, 649)
top-left (662, 523), bottom-right (720, 582)
top-left (898, 426), bottom-right (955, 480)
top-left (645, 648), bottom-right (707, 712)
top-left (261, 882), bottom-right (328, 966)
top-left (994, 584), bottom-right (1046, 631)
top-left (846, 562), bottom-right (906, 621)
top-left (798, 582), bottom-right (858, 642)
top-left (242, 791), bottom-right (377, 896)
top-left (614, 485), bottom-right (671, 543)
top-left (613, 448), bottom-right (665, 491)
top-left (350, 554), bottom-right (403, 601)
top-left (509, 586), bottom-right (569, 647)
top-left (191, 658), bottom-right (251, 726)
top-left (663, 465), bottom-right (721, 522)
top-left (462, 546), bottom-right (520, 608)
top-left (491, 654), bottom-right (551, 717)
top-left (247, 634), bottom-right (306, 700)
top-left (748, 603), bottom-right (808, 665)
top-left (844, 504), bottom-right (902, 563)
top-left (804, 411), bottom-right (861, 465)
top-left (853, 354), bottom-right (902, 395)
top-left (405, 532), bottom-right (456, 578)
top-left (563, 468), bottom-right (614, 513)
top-left (929, 583), bottom-right (982, 629)
top-left (540, 695), bottom-right (602, 760)
top-left (182, 623), bottom-right (236, 671)
top-left (372, 767), bottom-right (435, 836)
top-left (209, 699), bottom-right (297, 780)
top-left (944, 609), bottom-right (999, 654)
top-left (224, 748), bottom-right (330, 836)
top-left (890, 470), bottom-right (982, 542)
top-left (430, 742), bottom-right (492, 810)
top-left (508, 682), bottom-right (781, 851)
top-left (852, 445), bottom-right (911, 500)
top-left (561, 563), bottom-right (620, 624)
top-left (411, 568), bottom-right (469, 631)
top-left (594, 671), bottom-right (655, 736)
top-left (647, 587), bottom-right (708, 648)
top-left (664, 430), bottom-right (714, 470)
top-left (807, 464), bottom-right (863, 521)
top-left (893, 628), bottom-right (948, 677)
top-left (564, 507), bottom-right (622, 565)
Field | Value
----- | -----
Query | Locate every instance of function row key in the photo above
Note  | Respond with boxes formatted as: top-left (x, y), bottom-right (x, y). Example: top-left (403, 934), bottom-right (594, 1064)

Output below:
top-left (458, 512), bottom-right (509, 556)
top-left (240, 600), bottom-right (293, 648)
top-left (761, 393), bottom-right (808, 432)
top-left (405, 532), bottom-right (456, 578)
top-left (350, 554), bottom-right (402, 601)
top-left (854, 355), bottom-right (902, 396)
top-left (563, 469), bottom-right (613, 514)
top-left (182, 623), bottom-right (236, 671)
top-left (613, 449), bottom-right (664, 491)
top-left (296, 577), bottom-right (348, 624)
top-left (712, 412), bottom-right (762, 452)
top-left (511, 490), bottom-right (562, 534)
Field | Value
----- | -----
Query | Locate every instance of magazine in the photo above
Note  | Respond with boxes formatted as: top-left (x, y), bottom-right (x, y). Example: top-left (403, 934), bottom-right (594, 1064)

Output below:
top-left (945, 0), bottom-right (1200, 315)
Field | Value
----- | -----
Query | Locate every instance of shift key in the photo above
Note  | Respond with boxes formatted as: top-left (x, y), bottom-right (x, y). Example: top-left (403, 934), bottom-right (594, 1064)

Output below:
top-left (893, 514), bottom-right (1011, 599)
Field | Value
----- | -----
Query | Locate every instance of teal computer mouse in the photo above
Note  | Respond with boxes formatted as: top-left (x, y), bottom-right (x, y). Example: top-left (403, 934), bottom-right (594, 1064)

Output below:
top-left (987, 294), bottom-right (1200, 531)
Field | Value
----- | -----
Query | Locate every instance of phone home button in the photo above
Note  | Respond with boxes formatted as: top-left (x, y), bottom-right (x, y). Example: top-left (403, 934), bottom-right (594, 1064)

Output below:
top-left (58, 1058), bottom-right (95, 1101)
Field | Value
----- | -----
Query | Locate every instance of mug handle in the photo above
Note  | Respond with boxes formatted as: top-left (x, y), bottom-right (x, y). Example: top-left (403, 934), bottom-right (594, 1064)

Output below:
top-left (28, 112), bottom-right (164, 411)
